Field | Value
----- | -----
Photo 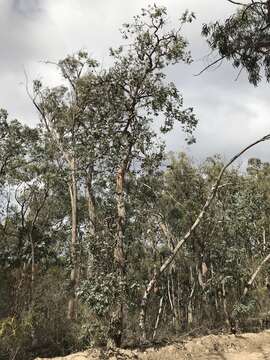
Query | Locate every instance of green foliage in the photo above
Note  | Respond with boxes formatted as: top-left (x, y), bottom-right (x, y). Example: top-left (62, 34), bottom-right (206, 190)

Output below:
top-left (202, 1), bottom-right (270, 85)
top-left (232, 299), bottom-right (257, 319)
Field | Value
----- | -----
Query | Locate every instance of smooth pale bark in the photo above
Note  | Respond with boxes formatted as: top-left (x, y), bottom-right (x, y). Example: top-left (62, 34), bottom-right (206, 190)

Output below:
top-left (109, 166), bottom-right (126, 347)
top-left (30, 232), bottom-right (35, 304)
top-left (68, 160), bottom-right (79, 320)
top-left (187, 267), bottom-right (195, 328)
top-left (167, 274), bottom-right (179, 329)
top-left (139, 133), bottom-right (270, 340)
top-left (167, 277), bottom-right (176, 327)
top-left (221, 278), bottom-right (230, 325)
top-left (171, 273), bottom-right (180, 328)
top-left (85, 170), bottom-right (96, 280)
top-left (263, 228), bottom-right (266, 253)
top-left (152, 295), bottom-right (164, 340)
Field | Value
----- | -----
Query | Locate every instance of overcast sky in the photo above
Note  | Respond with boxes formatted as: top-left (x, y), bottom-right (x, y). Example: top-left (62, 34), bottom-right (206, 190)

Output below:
top-left (1, 0), bottom-right (269, 164)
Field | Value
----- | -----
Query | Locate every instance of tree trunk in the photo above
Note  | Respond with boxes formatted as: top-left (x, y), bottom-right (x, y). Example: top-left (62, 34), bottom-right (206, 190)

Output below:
top-left (85, 169), bottom-right (96, 279)
top-left (187, 267), bottom-right (195, 328)
top-left (171, 273), bottom-right (180, 329)
top-left (221, 279), bottom-right (230, 326)
top-left (30, 232), bottom-right (35, 306)
top-left (110, 166), bottom-right (126, 347)
top-left (152, 295), bottom-right (164, 340)
top-left (86, 167), bottom-right (96, 237)
top-left (167, 276), bottom-right (177, 329)
top-left (68, 159), bottom-right (79, 320)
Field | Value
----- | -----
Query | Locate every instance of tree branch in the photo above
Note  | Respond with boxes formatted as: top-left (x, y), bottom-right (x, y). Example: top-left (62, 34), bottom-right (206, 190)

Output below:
top-left (243, 252), bottom-right (270, 297)
top-left (194, 56), bottom-right (225, 76)
top-left (227, 0), bottom-right (247, 5)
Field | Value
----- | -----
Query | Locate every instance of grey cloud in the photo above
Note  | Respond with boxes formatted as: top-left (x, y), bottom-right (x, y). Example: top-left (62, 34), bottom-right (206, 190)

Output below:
top-left (0, 0), bottom-right (269, 162)
top-left (12, 0), bottom-right (42, 17)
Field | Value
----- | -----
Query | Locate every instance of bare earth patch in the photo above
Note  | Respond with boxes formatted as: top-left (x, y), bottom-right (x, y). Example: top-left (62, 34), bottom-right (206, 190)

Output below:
top-left (35, 330), bottom-right (270, 360)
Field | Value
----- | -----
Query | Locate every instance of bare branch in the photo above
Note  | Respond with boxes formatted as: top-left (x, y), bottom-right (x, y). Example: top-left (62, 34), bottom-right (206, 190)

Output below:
top-left (227, 0), bottom-right (247, 5)
top-left (194, 56), bottom-right (225, 76)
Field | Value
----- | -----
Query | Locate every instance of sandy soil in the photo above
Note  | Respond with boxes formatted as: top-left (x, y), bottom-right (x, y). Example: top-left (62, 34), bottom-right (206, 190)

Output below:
top-left (35, 330), bottom-right (270, 360)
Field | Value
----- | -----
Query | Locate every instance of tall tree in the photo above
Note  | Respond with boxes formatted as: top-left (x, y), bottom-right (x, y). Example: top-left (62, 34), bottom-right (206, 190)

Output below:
top-left (31, 52), bottom-right (104, 319)
top-left (103, 5), bottom-right (197, 345)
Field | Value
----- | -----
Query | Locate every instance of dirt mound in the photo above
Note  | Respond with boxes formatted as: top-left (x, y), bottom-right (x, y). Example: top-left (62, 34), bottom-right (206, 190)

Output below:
top-left (35, 330), bottom-right (270, 360)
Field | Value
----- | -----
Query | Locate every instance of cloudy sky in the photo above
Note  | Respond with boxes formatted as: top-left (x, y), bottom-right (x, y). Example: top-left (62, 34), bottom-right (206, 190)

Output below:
top-left (1, 0), bottom-right (269, 164)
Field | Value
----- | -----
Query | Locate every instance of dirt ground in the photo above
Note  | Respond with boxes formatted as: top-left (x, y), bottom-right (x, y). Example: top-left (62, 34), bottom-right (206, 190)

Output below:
top-left (35, 330), bottom-right (270, 360)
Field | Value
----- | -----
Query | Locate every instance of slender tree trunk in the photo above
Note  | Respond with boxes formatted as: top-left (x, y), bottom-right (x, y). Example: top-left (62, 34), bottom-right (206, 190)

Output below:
top-left (86, 168), bottom-right (96, 237)
top-left (68, 159), bottom-right (79, 320)
top-left (29, 231), bottom-right (38, 346)
top-left (152, 295), bottom-right (164, 340)
top-left (187, 267), bottom-right (195, 328)
top-left (85, 169), bottom-right (96, 279)
top-left (167, 276), bottom-right (177, 329)
top-left (139, 277), bottom-right (157, 342)
top-left (109, 166), bottom-right (126, 347)
top-left (171, 273), bottom-right (180, 329)
top-left (115, 167), bottom-right (126, 271)
top-left (30, 232), bottom-right (35, 306)
top-left (177, 273), bottom-right (182, 327)
top-left (263, 227), bottom-right (266, 253)
top-left (221, 279), bottom-right (230, 326)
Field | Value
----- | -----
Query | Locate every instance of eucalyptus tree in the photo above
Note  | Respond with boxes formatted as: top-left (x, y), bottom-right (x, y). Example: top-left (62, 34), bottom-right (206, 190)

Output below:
top-left (31, 52), bottom-right (107, 320)
top-left (102, 5), bottom-right (197, 345)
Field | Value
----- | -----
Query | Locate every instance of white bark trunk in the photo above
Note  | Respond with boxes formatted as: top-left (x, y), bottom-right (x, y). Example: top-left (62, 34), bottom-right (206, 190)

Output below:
top-left (68, 159), bottom-right (78, 320)
top-left (152, 296), bottom-right (164, 340)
